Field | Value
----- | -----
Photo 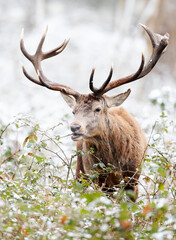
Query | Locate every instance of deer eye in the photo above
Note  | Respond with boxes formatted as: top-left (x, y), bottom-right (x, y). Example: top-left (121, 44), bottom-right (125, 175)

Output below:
top-left (72, 111), bottom-right (75, 115)
top-left (95, 107), bottom-right (101, 113)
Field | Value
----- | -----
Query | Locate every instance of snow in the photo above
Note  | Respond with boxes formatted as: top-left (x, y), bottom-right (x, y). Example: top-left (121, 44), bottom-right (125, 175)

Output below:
top-left (154, 198), bottom-right (168, 208)
top-left (100, 223), bottom-right (109, 232)
top-left (152, 230), bottom-right (174, 240)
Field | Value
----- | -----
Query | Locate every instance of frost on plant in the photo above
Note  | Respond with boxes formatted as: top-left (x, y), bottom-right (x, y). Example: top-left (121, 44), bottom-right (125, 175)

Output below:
top-left (0, 91), bottom-right (176, 240)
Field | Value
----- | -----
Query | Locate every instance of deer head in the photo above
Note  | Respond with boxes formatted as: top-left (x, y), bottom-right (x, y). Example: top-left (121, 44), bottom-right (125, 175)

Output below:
top-left (20, 25), bottom-right (169, 141)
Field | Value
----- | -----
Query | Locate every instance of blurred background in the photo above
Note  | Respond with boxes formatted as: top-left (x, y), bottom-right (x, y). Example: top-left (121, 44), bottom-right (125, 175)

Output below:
top-left (0, 0), bottom-right (175, 130)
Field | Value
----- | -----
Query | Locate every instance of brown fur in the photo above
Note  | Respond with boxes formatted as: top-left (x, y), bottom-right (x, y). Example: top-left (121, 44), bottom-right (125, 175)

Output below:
top-left (73, 95), bottom-right (147, 198)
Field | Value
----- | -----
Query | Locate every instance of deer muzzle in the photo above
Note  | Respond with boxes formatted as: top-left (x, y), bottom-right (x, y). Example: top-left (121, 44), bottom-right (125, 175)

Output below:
top-left (70, 124), bottom-right (83, 141)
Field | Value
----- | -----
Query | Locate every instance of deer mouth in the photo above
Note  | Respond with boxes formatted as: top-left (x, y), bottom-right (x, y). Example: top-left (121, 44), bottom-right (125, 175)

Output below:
top-left (71, 133), bottom-right (83, 141)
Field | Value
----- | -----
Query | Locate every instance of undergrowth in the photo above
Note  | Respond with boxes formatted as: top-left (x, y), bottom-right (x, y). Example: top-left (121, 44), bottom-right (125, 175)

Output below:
top-left (0, 89), bottom-right (176, 239)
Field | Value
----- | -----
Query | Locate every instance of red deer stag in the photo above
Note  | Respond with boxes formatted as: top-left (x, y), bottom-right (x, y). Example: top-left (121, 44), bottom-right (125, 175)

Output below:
top-left (20, 25), bottom-right (169, 199)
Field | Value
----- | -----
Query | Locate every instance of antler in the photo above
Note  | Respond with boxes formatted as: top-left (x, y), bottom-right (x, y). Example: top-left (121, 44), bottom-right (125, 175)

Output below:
top-left (90, 24), bottom-right (169, 96)
top-left (89, 66), bottom-right (113, 94)
top-left (20, 26), bottom-right (80, 99)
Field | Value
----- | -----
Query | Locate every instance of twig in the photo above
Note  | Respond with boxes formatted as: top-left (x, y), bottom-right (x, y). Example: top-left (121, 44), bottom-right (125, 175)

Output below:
top-left (40, 132), bottom-right (70, 165)
top-left (60, 133), bottom-right (73, 139)
top-left (0, 149), bottom-right (21, 167)
top-left (0, 123), bottom-right (11, 138)
top-left (66, 154), bottom-right (76, 185)
top-left (137, 179), bottom-right (151, 203)
top-left (43, 147), bottom-right (68, 167)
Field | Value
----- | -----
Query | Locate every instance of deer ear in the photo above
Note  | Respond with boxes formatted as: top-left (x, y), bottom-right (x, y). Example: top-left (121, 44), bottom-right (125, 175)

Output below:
top-left (104, 89), bottom-right (131, 108)
top-left (60, 92), bottom-right (76, 109)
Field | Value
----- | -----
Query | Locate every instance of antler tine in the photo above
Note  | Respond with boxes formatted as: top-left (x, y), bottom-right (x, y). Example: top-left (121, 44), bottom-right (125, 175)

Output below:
top-left (103, 54), bottom-right (145, 94)
top-left (35, 26), bottom-right (70, 60)
top-left (22, 65), bottom-right (43, 86)
top-left (20, 28), bottom-right (43, 86)
top-left (44, 39), bottom-right (70, 59)
top-left (137, 24), bottom-right (169, 78)
top-left (89, 67), bottom-right (95, 92)
top-left (20, 29), bottom-right (33, 62)
top-left (90, 24), bottom-right (169, 95)
top-left (20, 27), bottom-right (80, 99)
top-left (35, 26), bottom-right (48, 58)
top-left (89, 66), bottom-right (113, 95)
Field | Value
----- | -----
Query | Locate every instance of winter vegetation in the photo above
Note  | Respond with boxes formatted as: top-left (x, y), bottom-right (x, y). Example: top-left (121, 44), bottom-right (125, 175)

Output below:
top-left (0, 0), bottom-right (176, 239)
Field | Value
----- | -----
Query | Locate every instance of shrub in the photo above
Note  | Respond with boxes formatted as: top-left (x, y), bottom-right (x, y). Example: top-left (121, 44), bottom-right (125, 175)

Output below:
top-left (0, 96), bottom-right (176, 239)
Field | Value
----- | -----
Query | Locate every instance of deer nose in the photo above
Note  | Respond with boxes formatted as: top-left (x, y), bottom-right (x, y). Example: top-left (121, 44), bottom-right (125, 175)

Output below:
top-left (70, 125), bottom-right (81, 133)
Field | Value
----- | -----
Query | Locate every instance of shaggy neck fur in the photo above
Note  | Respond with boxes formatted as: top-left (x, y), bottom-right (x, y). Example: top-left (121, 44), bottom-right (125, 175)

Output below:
top-left (82, 108), bottom-right (145, 175)
top-left (84, 113), bottom-right (120, 166)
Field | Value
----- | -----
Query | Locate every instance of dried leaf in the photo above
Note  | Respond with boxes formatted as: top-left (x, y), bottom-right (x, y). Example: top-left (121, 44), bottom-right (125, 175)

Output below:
top-left (142, 204), bottom-right (153, 216)
top-left (21, 224), bottom-right (29, 236)
top-left (60, 215), bottom-right (68, 224)
top-left (120, 220), bottom-right (132, 229)
top-left (28, 153), bottom-right (34, 157)
top-left (23, 136), bottom-right (29, 147)
top-left (166, 164), bottom-right (172, 168)
top-left (23, 134), bottom-right (38, 147)
top-left (144, 176), bottom-right (150, 182)
top-left (124, 177), bottom-right (129, 183)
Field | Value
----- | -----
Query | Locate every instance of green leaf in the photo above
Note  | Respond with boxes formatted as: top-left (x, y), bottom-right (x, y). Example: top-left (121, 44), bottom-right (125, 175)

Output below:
top-left (33, 124), bottom-right (40, 132)
top-left (80, 209), bottom-right (90, 215)
top-left (99, 162), bottom-right (105, 169)
top-left (157, 167), bottom-right (166, 178)
top-left (126, 190), bottom-right (137, 201)
top-left (164, 128), bottom-right (168, 133)
top-left (145, 158), bottom-right (151, 162)
top-left (158, 183), bottom-right (165, 191)
top-left (93, 162), bottom-right (105, 169)
top-left (160, 112), bottom-right (167, 118)
top-left (89, 174), bottom-right (99, 182)
top-left (92, 163), bottom-right (99, 169)
top-left (41, 142), bottom-right (47, 148)
top-left (81, 192), bottom-right (102, 204)
top-left (34, 155), bottom-right (46, 163)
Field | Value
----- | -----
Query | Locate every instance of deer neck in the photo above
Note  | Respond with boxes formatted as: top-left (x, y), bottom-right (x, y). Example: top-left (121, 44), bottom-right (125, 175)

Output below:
top-left (83, 114), bottom-right (120, 165)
